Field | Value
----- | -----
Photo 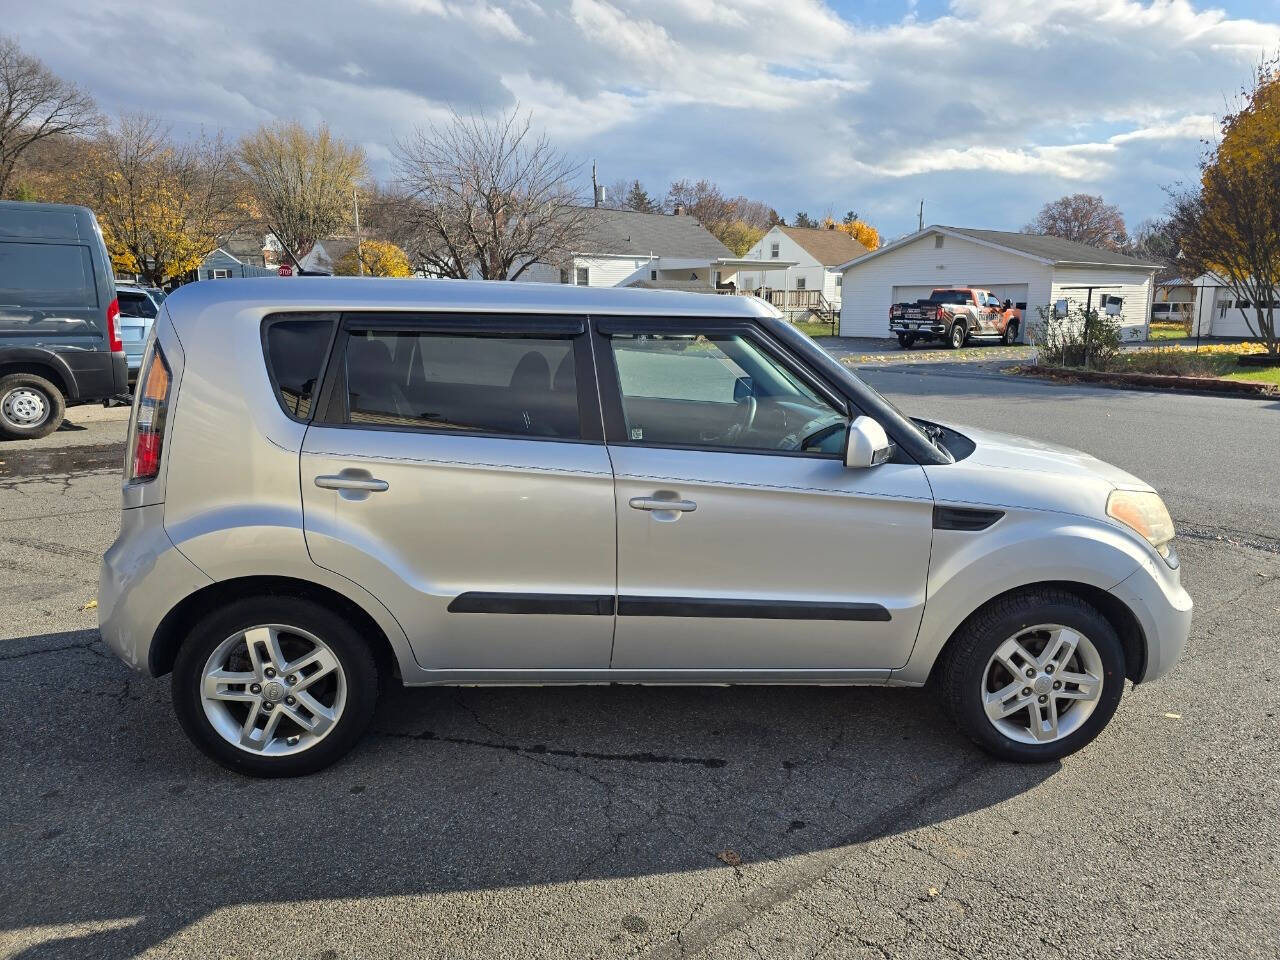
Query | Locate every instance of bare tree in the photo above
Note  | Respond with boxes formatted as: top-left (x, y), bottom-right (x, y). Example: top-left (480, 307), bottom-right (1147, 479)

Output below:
top-left (72, 114), bottom-right (251, 286)
top-left (239, 121), bottom-right (367, 263)
top-left (394, 109), bottom-right (590, 280)
top-left (1024, 193), bottom-right (1128, 250)
top-left (0, 36), bottom-right (98, 196)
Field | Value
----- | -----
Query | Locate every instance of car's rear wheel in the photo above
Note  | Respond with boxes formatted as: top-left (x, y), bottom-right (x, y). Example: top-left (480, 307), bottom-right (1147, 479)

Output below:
top-left (896, 332), bottom-right (917, 349)
top-left (1003, 320), bottom-right (1020, 346)
top-left (172, 596), bottom-right (379, 777)
top-left (0, 373), bottom-right (65, 440)
top-left (939, 589), bottom-right (1125, 762)
top-left (948, 321), bottom-right (967, 349)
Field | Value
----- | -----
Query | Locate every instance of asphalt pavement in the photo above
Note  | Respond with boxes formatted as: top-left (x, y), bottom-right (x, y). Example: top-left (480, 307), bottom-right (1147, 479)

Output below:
top-left (1, 373), bottom-right (1277, 960)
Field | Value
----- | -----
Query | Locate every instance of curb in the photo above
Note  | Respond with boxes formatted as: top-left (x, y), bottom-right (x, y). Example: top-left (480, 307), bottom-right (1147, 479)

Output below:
top-left (1015, 365), bottom-right (1280, 400)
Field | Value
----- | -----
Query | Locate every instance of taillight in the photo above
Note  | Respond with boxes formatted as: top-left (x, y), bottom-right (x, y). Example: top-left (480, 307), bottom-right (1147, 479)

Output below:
top-left (936, 306), bottom-right (944, 321)
top-left (129, 345), bottom-right (171, 483)
top-left (106, 297), bottom-right (123, 352)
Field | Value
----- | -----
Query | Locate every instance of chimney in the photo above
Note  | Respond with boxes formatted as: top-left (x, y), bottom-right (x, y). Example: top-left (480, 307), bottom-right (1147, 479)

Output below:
top-left (673, 204), bottom-right (685, 216)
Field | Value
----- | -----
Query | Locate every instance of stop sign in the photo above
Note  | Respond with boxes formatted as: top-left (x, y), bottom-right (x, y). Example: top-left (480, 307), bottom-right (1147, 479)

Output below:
top-left (278, 263), bottom-right (293, 277)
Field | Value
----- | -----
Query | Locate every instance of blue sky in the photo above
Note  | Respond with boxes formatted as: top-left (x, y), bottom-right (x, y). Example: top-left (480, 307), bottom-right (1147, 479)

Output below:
top-left (9, 1), bottom-right (1280, 240)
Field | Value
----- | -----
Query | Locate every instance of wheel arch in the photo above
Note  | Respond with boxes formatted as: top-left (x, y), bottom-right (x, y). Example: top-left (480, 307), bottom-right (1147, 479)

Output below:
top-left (924, 580), bottom-right (1147, 687)
top-left (0, 351), bottom-right (73, 399)
top-left (148, 575), bottom-right (401, 685)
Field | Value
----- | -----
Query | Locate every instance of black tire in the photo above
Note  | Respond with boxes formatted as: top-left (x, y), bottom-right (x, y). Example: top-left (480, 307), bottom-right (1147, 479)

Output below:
top-left (1003, 321), bottom-right (1020, 346)
top-left (0, 373), bottom-right (66, 440)
top-left (938, 588), bottom-right (1125, 763)
top-left (948, 320), bottom-right (967, 349)
top-left (172, 595), bottom-right (380, 777)
top-left (896, 332), bottom-right (917, 349)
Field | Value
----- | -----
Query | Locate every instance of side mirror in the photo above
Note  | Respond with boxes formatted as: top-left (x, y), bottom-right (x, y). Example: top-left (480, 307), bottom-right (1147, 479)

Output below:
top-left (845, 415), bottom-right (892, 469)
top-left (1003, 298), bottom-right (1013, 310)
top-left (733, 376), bottom-right (754, 403)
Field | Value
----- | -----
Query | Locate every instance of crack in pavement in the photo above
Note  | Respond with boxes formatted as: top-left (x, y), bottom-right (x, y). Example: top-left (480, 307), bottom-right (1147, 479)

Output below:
top-left (1174, 520), bottom-right (1280, 556)
top-left (642, 756), bottom-right (993, 959)
top-left (370, 726), bottom-right (729, 768)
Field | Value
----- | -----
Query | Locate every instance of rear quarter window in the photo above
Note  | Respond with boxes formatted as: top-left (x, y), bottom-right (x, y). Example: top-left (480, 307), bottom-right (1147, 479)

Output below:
top-left (0, 241), bottom-right (97, 307)
top-left (263, 315), bottom-right (337, 420)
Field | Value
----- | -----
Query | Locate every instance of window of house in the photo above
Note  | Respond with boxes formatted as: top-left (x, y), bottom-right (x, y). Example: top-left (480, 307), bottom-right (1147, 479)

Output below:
top-left (650, 270), bottom-right (657, 281)
top-left (835, 275), bottom-right (843, 288)
top-left (341, 330), bottom-right (580, 439)
top-left (576, 267), bottom-right (589, 286)
top-left (211, 268), bottom-right (231, 279)
top-left (770, 242), bottom-right (780, 259)
top-left (712, 270), bottom-right (722, 286)
top-left (559, 267), bottom-right (571, 284)
top-left (607, 333), bottom-right (844, 455)
top-left (935, 235), bottom-right (944, 249)
top-left (796, 277), bottom-right (806, 290)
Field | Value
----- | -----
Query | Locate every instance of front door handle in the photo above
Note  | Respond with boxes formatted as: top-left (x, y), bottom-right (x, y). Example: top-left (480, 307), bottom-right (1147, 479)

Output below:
top-left (629, 496), bottom-right (697, 513)
top-left (315, 474), bottom-right (389, 492)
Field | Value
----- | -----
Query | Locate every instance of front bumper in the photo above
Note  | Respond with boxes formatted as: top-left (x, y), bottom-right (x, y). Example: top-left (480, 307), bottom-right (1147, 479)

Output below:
top-left (99, 504), bottom-right (211, 674)
top-left (1109, 553), bottom-right (1193, 683)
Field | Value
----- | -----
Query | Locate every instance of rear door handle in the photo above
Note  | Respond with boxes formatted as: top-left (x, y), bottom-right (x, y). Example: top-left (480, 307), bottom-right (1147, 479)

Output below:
top-left (315, 474), bottom-right (389, 492)
top-left (629, 496), bottom-right (696, 513)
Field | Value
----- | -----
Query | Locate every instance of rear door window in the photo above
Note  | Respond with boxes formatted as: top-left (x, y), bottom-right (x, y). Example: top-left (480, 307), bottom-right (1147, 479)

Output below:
top-left (0, 242), bottom-right (97, 307)
top-left (117, 290), bottom-right (158, 318)
top-left (263, 315), bottom-right (337, 420)
top-left (339, 329), bottom-right (581, 439)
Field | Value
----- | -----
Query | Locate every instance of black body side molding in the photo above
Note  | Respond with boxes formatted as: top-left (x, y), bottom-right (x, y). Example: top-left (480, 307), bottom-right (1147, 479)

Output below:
top-left (448, 593), bottom-right (616, 615)
top-left (933, 505), bottom-right (1005, 531)
top-left (617, 597), bottom-right (891, 621)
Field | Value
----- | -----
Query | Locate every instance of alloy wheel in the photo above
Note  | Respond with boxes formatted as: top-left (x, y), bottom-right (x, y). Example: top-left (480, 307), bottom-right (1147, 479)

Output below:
top-left (200, 624), bottom-right (347, 756)
top-left (1, 387), bottom-right (49, 428)
top-left (981, 624), bottom-right (1104, 745)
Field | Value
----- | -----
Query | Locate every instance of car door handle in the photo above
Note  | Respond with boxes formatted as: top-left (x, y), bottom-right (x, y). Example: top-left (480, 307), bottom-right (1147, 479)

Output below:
top-left (629, 496), bottom-right (696, 513)
top-left (314, 474), bottom-right (389, 492)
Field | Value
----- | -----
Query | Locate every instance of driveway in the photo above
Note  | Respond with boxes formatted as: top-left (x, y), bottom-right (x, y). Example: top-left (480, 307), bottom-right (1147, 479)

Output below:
top-left (1, 373), bottom-right (1277, 960)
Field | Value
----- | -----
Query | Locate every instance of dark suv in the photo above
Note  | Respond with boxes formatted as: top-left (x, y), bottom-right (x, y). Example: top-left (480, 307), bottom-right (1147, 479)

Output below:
top-left (0, 201), bottom-right (128, 439)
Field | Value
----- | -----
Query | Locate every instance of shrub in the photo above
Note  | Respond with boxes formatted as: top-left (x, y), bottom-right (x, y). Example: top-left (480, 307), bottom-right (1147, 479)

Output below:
top-left (1031, 303), bottom-right (1122, 370)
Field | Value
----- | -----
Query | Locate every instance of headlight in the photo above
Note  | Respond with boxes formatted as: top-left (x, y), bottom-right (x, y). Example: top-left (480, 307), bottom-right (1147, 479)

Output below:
top-left (1107, 490), bottom-right (1175, 558)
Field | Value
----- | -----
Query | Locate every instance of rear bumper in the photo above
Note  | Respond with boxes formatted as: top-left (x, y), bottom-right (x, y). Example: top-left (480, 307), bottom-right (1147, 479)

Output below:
top-left (1109, 555), bottom-right (1193, 683)
top-left (890, 320), bottom-right (945, 336)
top-left (99, 504), bottom-right (211, 674)
top-left (59, 348), bottom-right (129, 401)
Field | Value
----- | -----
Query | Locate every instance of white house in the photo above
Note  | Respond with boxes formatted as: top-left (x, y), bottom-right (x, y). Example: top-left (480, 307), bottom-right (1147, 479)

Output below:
top-left (836, 225), bottom-right (1161, 342)
top-left (1187, 273), bottom-right (1279, 339)
top-left (737, 225), bottom-right (869, 311)
top-left (517, 207), bottom-right (742, 291)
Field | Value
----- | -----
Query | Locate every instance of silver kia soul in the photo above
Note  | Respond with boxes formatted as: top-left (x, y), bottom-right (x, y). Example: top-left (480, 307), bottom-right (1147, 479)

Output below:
top-left (99, 278), bottom-right (1192, 777)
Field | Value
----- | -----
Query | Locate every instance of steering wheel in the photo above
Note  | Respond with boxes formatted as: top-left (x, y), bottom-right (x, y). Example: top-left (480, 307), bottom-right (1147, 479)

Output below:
top-left (723, 394), bottom-right (757, 444)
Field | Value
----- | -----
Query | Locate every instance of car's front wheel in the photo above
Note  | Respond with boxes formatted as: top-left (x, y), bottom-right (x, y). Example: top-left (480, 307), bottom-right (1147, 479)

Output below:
top-left (1003, 320), bottom-right (1020, 346)
top-left (939, 589), bottom-right (1125, 762)
top-left (172, 596), bottom-right (380, 777)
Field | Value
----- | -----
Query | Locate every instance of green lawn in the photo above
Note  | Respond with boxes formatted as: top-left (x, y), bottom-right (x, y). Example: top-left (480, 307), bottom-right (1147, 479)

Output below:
top-left (1148, 322), bottom-right (1189, 341)
top-left (1224, 365), bottom-right (1280, 386)
top-left (790, 320), bottom-right (839, 339)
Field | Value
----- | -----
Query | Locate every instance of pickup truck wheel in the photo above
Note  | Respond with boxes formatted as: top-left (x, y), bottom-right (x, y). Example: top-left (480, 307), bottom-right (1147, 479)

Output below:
top-left (0, 373), bottom-right (66, 440)
top-left (896, 333), bottom-right (917, 349)
top-left (948, 321), bottom-right (967, 349)
top-left (939, 588), bottom-right (1125, 762)
top-left (1003, 321), bottom-right (1020, 346)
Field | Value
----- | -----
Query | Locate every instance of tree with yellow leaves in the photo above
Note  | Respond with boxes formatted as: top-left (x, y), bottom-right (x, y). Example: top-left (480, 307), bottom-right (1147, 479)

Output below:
top-left (822, 213), bottom-right (881, 252)
top-left (1170, 58), bottom-right (1280, 354)
top-left (718, 220), bottom-right (766, 257)
top-left (334, 239), bottom-right (413, 277)
top-left (70, 114), bottom-right (249, 286)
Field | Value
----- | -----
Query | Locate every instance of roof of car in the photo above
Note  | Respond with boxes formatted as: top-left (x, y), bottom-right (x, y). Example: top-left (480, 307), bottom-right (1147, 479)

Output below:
top-left (162, 276), bottom-right (781, 320)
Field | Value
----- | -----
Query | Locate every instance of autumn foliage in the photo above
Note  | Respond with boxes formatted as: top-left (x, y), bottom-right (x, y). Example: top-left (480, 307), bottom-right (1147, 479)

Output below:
top-left (334, 239), bottom-right (412, 277)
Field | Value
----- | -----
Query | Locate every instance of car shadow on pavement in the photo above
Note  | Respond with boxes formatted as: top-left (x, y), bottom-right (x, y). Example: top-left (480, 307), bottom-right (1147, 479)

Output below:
top-left (1, 629), bottom-right (1058, 959)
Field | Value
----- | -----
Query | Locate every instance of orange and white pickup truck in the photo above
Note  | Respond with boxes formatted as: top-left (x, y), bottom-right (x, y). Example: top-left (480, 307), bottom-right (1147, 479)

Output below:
top-left (888, 287), bottom-right (1022, 349)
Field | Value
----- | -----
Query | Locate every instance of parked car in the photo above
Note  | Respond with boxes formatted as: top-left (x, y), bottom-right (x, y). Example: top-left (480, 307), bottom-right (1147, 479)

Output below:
top-left (890, 287), bottom-right (1021, 349)
top-left (99, 278), bottom-right (1191, 777)
top-left (0, 201), bottom-right (129, 439)
top-left (115, 283), bottom-right (164, 379)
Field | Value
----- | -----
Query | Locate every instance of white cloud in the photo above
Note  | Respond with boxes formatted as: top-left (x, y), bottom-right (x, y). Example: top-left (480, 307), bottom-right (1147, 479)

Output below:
top-left (6, 0), bottom-right (1278, 233)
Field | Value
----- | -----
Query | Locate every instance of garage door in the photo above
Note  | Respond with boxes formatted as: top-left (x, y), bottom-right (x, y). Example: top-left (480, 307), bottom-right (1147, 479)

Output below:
top-left (985, 284), bottom-right (1030, 311)
top-left (891, 285), bottom-right (939, 306)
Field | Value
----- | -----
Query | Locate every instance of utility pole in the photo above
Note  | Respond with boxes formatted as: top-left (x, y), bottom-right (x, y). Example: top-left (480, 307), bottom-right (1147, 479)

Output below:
top-left (591, 160), bottom-right (600, 208)
top-left (918, 199), bottom-right (924, 233)
top-left (353, 187), bottom-right (364, 276)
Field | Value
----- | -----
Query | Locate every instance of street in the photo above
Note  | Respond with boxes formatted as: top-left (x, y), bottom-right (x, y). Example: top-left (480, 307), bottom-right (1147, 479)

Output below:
top-left (2, 365), bottom-right (1278, 960)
